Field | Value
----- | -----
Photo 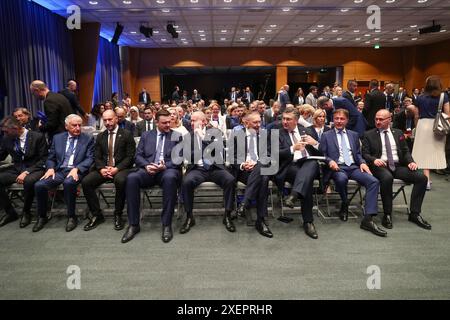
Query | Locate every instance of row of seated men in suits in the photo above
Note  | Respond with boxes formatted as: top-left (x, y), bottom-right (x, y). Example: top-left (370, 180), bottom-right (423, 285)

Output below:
top-left (0, 106), bottom-right (431, 244)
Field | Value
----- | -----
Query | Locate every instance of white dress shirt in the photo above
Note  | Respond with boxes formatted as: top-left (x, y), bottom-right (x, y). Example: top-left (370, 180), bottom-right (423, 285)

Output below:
top-left (379, 128), bottom-right (399, 163)
top-left (335, 128), bottom-right (355, 165)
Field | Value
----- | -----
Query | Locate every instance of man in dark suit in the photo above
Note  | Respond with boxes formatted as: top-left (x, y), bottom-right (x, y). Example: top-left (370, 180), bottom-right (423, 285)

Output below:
top-left (59, 80), bottom-right (86, 117)
top-left (363, 79), bottom-right (386, 129)
top-left (317, 96), bottom-right (367, 137)
top-left (342, 79), bottom-right (358, 107)
top-left (82, 110), bottom-right (136, 231)
top-left (135, 106), bottom-right (155, 137)
top-left (122, 109), bottom-right (182, 243)
top-left (276, 106), bottom-right (322, 239)
top-left (231, 112), bottom-right (272, 237)
top-left (241, 87), bottom-right (255, 106)
top-left (411, 88), bottom-right (420, 105)
top-left (115, 107), bottom-right (135, 136)
top-left (320, 109), bottom-right (384, 237)
top-left (395, 87), bottom-right (407, 105)
top-left (393, 99), bottom-right (416, 151)
top-left (192, 89), bottom-right (202, 103)
top-left (362, 109), bottom-right (431, 230)
top-left (229, 87), bottom-right (239, 103)
top-left (264, 101), bottom-right (280, 126)
top-left (30, 80), bottom-right (72, 143)
top-left (278, 85), bottom-right (291, 113)
top-left (0, 117), bottom-right (47, 228)
top-left (172, 86), bottom-right (180, 103)
top-left (180, 111), bottom-right (236, 234)
top-left (384, 83), bottom-right (396, 113)
top-left (13, 107), bottom-right (39, 131)
top-left (33, 114), bottom-right (94, 232)
top-left (138, 88), bottom-right (151, 106)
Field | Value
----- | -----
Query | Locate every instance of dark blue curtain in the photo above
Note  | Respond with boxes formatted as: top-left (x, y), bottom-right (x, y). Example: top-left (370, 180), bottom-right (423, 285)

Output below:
top-left (0, 0), bottom-right (75, 118)
top-left (93, 37), bottom-right (123, 107)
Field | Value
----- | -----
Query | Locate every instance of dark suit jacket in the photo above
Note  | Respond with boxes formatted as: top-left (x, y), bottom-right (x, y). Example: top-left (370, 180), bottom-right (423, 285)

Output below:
top-left (393, 110), bottom-right (416, 132)
top-left (172, 90), bottom-right (180, 103)
top-left (118, 120), bottom-right (135, 136)
top-left (94, 128), bottom-right (136, 171)
top-left (332, 97), bottom-right (367, 137)
top-left (59, 88), bottom-right (86, 116)
top-left (182, 118), bottom-right (192, 132)
top-left (308, 125), bottom-right (331, 142)
top-left (46, 132), bottom-right (94, 174)
top-left (342, 91), bottom-right (357, 107)
top-left (264, 108), bottom-right (278, 125)
top-left (24, 118), bottom-right (40, 132)
top-left (135, 130), bottom-right (181, 170)
top-left (192, 94), bottom-right (202, 103)
top-left (241, 92), bottom-right (254, 105)
top-left (275, 125), bottom-right (322, 189)
top-left (138, 91), bottom-right (151, 104)
top-left (135, 119), bottom-right (155, 137)
top-left (319, 128), bottom-right (365, 166)
top-left (362, 128), bottom-right (413, 167)
top-left (363, 89), bottom-right (386, 128)
top-left (41, 91), bottom-right (73, 138)
top-left (229, 91), bottom-right (240, 102)
top-left (184, 130), bottom-right (226, 173)
top-left (0, 130), bottom-right (48, 173)
top-left (279, 91), bottom-right (290, 109)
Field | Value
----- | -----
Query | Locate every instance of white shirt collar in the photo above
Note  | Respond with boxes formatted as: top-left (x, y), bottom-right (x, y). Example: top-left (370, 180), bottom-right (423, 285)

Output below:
top-left (19, 128), bottom-right (28, 141)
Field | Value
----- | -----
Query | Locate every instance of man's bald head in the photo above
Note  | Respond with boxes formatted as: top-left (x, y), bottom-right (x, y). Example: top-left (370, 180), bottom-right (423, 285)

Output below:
top-left (30, 80), bottom-right (49, 100)
top-left (375, 109), bottom-right (392, 130)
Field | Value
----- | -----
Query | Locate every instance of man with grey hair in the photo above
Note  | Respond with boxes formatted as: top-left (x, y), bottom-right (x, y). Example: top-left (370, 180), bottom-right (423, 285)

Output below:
top-left (13, 107), bottom-right (39, 131)
top-left (33, 114), bottom-right (94, 232)
top-left (29, 80), bottom-right (72, 142)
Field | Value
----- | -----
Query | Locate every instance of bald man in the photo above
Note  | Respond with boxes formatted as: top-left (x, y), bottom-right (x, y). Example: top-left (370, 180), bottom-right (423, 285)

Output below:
top-left (362, 109), bottom-right (431, 231)
top-left (82, 110), bottom-right (136, 232)
top-left (30, 80), bottom-right (72, 142)
top-left (59, 80), bottom-right (86, 117)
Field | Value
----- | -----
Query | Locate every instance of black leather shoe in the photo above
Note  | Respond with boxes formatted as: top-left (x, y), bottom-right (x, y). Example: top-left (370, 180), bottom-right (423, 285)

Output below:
top-left (114, 215), bottom-right (124, 231)
top-left (83, 215), bottom-right (105, 231)
top-left (284, 195), bottom-right (296, 208)
top-left (236, 203), bottom-right (246, 218)
top-left (408, 214), bottom-right (432, 230)
top-left (255, 220), bottom-right (273, 238)
top-left (304, 222), bottom-right (318, 239)
top-left (65, 217), bottom-right (78, 232)
top-left (19, 213), bottom-right (32, 228)
top-left (223, 216), bottom-right (236, 232)
top-left (339, 202), bottom-right (349, 222)
top-left (180, 217), bottom-right (195, 234)
top-left (382, 214), bottom-right (393, 229)
top-left (0, 213), bottom-right (18, 227)
top-left (121, 225), bottom-right (140, 243)
top-left (360, 217), bottom-right (387, 237)
top-left (32, 217), bottom-right (48, 232)
top-left (162, 226), bottom-right (173, 243)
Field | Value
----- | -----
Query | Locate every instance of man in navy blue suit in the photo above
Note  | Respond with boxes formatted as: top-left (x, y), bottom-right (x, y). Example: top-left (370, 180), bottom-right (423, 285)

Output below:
top-left (317, 96), bottom-right (367, 137)
top-left (320, 109), bottom-right (385, 237)
top-left (122, 109), bottom-right (182, 243)
top-left (275, 106), bottom-right (322, 239)
top-left (179, 111), bottom-right (236, 235)
top-left (33, 114), bottom-right (94, 232)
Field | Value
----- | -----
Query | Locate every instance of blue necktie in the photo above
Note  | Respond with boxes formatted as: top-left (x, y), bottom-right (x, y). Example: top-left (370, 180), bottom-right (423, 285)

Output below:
top-left (339, 130), bottom-right (352, 166)
top-left (62, 137), bottom-right (76, 168)
top-left (153, 133), bottom-right (165, 163)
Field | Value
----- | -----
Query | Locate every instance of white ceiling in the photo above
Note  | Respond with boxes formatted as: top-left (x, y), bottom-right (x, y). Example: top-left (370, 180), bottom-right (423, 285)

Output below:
top-left (33, 0), bottom-right (450, 48)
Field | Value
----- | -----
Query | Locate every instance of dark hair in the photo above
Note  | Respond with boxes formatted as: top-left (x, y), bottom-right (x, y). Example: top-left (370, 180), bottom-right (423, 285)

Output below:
top-left (155, 109), bottom-right (171, 121)
top-left (91, 104), bottom-right (104, 118)
top-left (309, 86), bottom-right (318, 92)
top-left (369, 79), bottom-right (379, 89)
top-left (1, 116), bottom-right (22, 129)
top-left (424, 75), bottom-right (443, 97)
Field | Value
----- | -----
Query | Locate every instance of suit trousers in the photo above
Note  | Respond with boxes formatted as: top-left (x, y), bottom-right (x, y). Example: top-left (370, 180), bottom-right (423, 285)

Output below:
top-left (182, 167), bottom-right (235, 215)
top-left (284, 160), bottom-right (319, 223)
top-left (82, 169), bottom-right (131, 217)
top-left (126, 168), bottom-right (180, 227)
top-left (371, 165), bottom-right (427, 215)
top-left (332, 164), bottom-right (379, 215)
top-left (34, 169), bottom-right (84, 218)
top-left (0, 168), bottom-right (44, 215)
top-left (237, 163), bottom-right (270, 220)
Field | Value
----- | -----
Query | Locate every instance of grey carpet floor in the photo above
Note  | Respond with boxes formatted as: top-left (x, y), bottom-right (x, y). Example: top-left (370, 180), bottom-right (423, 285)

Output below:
top-left (1, 173), bottom-right (449, 300)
